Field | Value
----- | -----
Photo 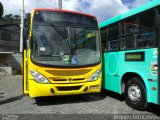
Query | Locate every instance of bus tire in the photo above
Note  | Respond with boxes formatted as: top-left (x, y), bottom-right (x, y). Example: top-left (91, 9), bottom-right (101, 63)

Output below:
top-left (125, 77), bottom-right (148, 111)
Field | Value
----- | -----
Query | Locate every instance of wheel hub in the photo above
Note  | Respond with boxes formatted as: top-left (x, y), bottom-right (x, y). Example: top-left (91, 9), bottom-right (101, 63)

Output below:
top-left (128, 84), bottom-right (141, 103)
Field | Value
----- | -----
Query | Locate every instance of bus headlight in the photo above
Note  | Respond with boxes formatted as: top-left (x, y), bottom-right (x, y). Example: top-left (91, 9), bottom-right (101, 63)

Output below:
top-left (88, 69), bottom-right (101, 81)
top-left (30, 70), bottom-right (50, 83)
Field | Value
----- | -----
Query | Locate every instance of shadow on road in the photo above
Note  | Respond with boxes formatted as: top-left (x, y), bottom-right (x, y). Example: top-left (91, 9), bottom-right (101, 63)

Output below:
top-left (102, 89), bottom-right (160, 116)
top-left (35, 89), bottom-right (160, 115)
top-left (147, 104), bottom-right (160, 115)
top-left (102, 89), bottom-right (125, 102)
top-left (35, 93), bottom-right (107, 106)
top-left (0, 92), bottom-right (4, 98)
top-left (35, 89), bottom-right (124, 106)
top-left (0, 94), bottom-right (24, 105)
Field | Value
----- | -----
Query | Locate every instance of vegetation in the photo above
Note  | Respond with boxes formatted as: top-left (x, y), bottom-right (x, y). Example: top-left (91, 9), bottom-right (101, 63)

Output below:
top-left (0, 1), bottom-right (3, 19)
top-left (0, 14), bottom-right (20, 25)
top-left (0, 1), bottom-right (30, 26)
top-left (0, 13), bottom-right (31, 26)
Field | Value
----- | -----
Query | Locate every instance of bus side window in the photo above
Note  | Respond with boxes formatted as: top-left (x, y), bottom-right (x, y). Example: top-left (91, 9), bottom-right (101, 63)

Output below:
top-left (121, 38), bottom-right (126, 50)
top-left (100, 29), bottom-right (107, 52)
top-left (121, 10), bottom-right (155, 50)
top-left (121, 17), bottom-right (137, 50)
top-left (137, 10), bottom-right (155, 48)
top-left (107, 24), bottom-right (119, 52)
top-left (108, 40), bottom-right (118, 51)
top-left (121, 34), bottom-right (137, 50)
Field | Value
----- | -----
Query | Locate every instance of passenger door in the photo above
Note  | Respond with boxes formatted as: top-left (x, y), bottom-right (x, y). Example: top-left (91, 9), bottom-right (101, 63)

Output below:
top-left (102, 24), bottom-right (120, 93)
top-left (103, 52), bottom-right (120, 93)
top-left (23, 28), bottom-right (29, 94)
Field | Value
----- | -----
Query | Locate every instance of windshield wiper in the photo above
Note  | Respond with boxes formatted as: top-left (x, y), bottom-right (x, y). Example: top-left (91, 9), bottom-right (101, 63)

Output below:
top-left (49, 23), bottom-right (71, 49)
top-left (74, 28), bottom-right (86, 40)
top-left (49, 23), bottom-right (67, 39)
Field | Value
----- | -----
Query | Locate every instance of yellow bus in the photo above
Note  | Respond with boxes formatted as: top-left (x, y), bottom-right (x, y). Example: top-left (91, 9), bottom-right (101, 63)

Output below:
top-left (23, 8), bottom-right (102, 98)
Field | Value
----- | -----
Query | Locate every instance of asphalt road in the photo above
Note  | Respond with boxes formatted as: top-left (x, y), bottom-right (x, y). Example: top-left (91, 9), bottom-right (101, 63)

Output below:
top-left (0, 76), bottom-right (160, 120)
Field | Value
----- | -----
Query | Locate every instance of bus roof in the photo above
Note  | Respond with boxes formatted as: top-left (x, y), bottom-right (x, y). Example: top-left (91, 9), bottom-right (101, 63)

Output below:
top-left (99, 0), bottom-right (160, 28)
top-left (34, 8), bottom-right (96, 18)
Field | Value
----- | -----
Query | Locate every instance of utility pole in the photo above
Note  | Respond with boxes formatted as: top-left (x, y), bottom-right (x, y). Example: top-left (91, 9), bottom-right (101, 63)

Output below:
top-left (55, 0), bottom-right (57, 9)
top-left (58, 0), bottom-right (62, 10)
top-left (20, 0), bottom-right (24, 52)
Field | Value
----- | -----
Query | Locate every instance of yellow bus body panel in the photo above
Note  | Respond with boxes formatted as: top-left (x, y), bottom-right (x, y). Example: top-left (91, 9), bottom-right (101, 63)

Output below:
top-left (26, 50), bottom-right (101, 97)
top-left (23, 50), bottom-right (29, 94)
top-left (29, 77), bottom-right (101, 97)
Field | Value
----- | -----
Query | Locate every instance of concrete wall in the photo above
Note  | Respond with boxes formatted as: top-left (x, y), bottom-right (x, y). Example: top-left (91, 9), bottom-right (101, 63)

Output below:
top-left (0, 25), bottom-right (20, 53)
top-left (0, 53), bottom-right (22, 75)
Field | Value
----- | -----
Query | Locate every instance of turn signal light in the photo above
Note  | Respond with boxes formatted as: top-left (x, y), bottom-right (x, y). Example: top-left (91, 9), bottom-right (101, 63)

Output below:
top-left (152, 87), bottom-right (156, 91)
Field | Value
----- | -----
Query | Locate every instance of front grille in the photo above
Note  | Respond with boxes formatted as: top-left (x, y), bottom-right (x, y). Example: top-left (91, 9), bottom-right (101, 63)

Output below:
top-left (46, 69), bottom-right (91, 76)
top-left (73, 78), bottom-right (85, 81)
top-left (57, 86), bottom-right (82, 91)
top-left (49, 78), bottom-right (85, 82)
top-left (54, 79), bottom-right (67, 81)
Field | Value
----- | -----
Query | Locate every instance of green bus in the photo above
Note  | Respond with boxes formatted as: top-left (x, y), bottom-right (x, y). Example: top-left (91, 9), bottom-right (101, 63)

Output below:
top-left (100, 0), bottom-right (160, 110)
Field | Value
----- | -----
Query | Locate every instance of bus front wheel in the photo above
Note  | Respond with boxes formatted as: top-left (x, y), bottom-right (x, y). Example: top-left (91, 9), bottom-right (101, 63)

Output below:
top-left (125, 77), bottom-right (148, 111)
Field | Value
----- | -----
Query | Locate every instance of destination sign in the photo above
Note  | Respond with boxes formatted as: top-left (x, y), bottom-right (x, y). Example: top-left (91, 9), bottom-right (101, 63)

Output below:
top-left (125, 52), bottom-right (145, 61)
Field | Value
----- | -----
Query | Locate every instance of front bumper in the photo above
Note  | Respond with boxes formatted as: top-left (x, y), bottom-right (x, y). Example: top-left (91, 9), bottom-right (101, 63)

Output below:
top-left (28, 78), bottom-right (101, 98)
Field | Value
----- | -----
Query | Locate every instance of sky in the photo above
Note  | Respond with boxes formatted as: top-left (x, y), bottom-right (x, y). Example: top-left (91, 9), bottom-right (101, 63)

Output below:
top-left (0, 0), bottom-right (152, 22)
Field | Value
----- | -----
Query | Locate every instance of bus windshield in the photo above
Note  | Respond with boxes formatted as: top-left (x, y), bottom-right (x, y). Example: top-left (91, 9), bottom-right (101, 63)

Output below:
top-left (31, 23), bottom-right (100, 67)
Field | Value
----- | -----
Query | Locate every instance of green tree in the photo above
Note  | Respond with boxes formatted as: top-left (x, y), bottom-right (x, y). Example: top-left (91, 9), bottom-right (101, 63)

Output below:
top-left (4, 14), bottom-right (13, 20)
top-left (25, 13), bottom-right (31, 21)
top-left (0, 1), bottom-right (4, 19)
top-left (13, 15), bottom-right (20, 20)
top-left (24, 13), bottom-right (31, 26)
